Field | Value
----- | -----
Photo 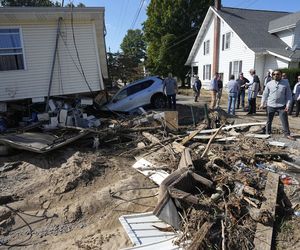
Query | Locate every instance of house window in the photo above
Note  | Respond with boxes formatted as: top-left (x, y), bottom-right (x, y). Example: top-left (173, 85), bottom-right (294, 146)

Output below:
top-left (229, 60), bottom-right (242, 80)
top-left (0, 28), bottom-right (25, 71)
top-left (203, 40), bottom-right (210, 55)
top-left (203, 64), bottom-right (211, 80)
top-left (222, 32), bottom-right (231, 50)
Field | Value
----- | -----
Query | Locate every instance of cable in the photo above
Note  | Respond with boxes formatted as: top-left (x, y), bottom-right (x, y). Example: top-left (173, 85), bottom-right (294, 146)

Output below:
top-left (130, 0), bottom-right (145, 29)
top-left (70, 4), bottom-right (95, 96)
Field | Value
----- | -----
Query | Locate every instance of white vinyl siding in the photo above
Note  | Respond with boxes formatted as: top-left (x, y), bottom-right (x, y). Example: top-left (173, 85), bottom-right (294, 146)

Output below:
top-left (0, 22), bottom-right (102, 101)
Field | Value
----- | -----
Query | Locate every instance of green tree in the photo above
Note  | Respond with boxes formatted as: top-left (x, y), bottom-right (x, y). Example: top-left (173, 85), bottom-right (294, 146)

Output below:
top-left (0, 0), bottom-right (55, 6)
top-left (120, 29), bottom-right (146, 63)
top-left (143, 0), bottom-right (212, 84)
top-left (65, 2), bottom-right (85, 7)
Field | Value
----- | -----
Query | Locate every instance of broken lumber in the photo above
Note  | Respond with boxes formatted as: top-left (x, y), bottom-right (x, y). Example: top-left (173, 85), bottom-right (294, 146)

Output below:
top-left (188, 221), bottom-right (212, 250)
top-left (142, 132), bottom-right (160, 144)
top-left (181, 124), bottom-right (206, 146)
top-left (254, 172), bottom-right (279, 250)
top-left (201, 125), bottom-right (224, 158)
top-left (188, 122), bottom-right (266, 135)
top-left (178, 148), bottom-right (194, 169)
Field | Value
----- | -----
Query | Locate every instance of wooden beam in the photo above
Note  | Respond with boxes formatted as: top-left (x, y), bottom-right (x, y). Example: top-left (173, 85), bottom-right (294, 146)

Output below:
top-left (180, 124), bottom-right (206, 145)
top-left (188, 221), bottom-right (212, 250)
top-left (254, 172), bottom-right (279, 250)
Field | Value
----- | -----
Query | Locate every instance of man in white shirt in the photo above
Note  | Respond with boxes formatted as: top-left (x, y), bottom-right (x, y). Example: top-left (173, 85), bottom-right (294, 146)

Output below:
top-left (289, 75), bottom-right (300, 117)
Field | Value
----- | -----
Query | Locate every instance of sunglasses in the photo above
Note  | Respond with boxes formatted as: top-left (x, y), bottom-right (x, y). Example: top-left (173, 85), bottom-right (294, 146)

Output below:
top-left (272, 73), bottom-right (280, 76)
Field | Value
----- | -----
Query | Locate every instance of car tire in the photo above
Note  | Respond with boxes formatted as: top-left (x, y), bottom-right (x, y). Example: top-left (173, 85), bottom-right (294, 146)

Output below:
top-left (151, 94), bottom-right (166, 109)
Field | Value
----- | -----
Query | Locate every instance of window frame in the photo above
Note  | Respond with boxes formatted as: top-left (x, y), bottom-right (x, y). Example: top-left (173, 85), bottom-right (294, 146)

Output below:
top-left (203, 64), bottom-right (211, 81)
top-left (229, 60), bottom-right (242, 80)
top-left (0, 27), bottom-right (26, 71)
top-left (222, 32), bottom-right (231, 50)
top-left (203, 40), bottom-right (210, 55)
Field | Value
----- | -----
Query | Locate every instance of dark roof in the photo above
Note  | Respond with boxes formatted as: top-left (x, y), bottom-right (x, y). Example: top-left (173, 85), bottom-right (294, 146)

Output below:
top-left (269, 11), bottom-right (300, 33)
top-left (217, 7), bottom-right (292, 56)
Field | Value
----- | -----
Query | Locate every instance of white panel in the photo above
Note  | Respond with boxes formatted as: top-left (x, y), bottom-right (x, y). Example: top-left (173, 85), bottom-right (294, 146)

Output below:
top-left (0, 21), bottom-right (102, 101)
top-left (276, 29), bottom-right (294, 47)
top-left (218, 20), bottom-right (255, 86)
top-left (264, 55), bottom-right (289, 73)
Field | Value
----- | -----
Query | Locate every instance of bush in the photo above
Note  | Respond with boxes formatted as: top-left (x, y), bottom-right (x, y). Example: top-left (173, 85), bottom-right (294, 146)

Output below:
top-left (279, 68), bottom-right (300, 89)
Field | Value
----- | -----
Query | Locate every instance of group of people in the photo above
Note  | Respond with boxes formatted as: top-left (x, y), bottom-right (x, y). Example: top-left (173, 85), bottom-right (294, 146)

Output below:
top-left (207, 69), bottom-right (299, 140)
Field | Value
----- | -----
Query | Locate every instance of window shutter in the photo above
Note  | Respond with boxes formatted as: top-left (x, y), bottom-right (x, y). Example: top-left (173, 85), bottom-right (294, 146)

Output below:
top-left (229, 62), bottom-right (232, 80)
top-left (203, 42), bottom-right (205, 55)
top-left (203, 65), bottom-right (205, 80)
top-left (209, 64), bottom-right (211, 80)
top-left (222, 34), bottom-right (225, 50)
top-left (239, 60), bottom-right (242, 74)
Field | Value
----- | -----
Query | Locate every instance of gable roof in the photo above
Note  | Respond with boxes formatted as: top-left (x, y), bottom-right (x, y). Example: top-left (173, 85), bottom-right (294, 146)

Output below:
top-left (269, 11), bottom-right (300, 33)
top-left (186, 6), bottom-right (300, 65)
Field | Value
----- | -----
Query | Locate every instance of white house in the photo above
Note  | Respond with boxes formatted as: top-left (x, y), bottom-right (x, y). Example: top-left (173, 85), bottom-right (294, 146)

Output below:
top-left (0, 7), bottom-right (108, 103)
top-left (185, 0), bottom-right (300, 88)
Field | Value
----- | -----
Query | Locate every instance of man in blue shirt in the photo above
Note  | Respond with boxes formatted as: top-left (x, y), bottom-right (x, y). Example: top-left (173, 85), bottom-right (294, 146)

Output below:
top-left (210, 73), bottom-right (219, 109)
top-left (193, 76), bottom-right (202, 102)
top-left (260, 70), bottom-right (295, 140)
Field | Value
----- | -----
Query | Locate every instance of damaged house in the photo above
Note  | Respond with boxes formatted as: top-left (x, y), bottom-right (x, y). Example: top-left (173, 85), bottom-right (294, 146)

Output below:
top-left (0, 7), bottom-right (108, 110)
top-left (185, 0), bottom-right (300, 88)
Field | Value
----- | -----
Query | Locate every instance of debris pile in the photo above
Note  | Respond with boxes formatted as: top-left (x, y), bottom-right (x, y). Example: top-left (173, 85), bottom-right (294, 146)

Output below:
top-left (0, 107), bottom-right (299, 249)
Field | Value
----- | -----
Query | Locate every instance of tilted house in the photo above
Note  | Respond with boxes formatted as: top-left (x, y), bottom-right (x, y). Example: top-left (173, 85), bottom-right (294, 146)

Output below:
top-left (185, 0), bottom-right (300, 88)
top-left (0, 7), bottom-right (108, 103)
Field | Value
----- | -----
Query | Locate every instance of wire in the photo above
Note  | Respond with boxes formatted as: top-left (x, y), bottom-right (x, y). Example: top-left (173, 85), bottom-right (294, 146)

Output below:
top-left (70, 4), bottom-right (95, 96)
top-left (130, 0), bottom-right (145, 29)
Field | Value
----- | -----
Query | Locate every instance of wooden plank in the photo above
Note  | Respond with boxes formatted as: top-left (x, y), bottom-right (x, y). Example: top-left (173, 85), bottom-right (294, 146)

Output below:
top-left (180, 124), bottom-right (206, 145)
top-left (188, 222), bottom-right (212, 250)
top-left (187, 122), bottom-right (266, 135)
top-left (142, 132), bottom-right (160, 144)
top-left (164, 111), bottom-right (178, 131)
top-left (254, 172), bottom-right (279, 250)
top-left (178, 148), bottom-right (194, 169)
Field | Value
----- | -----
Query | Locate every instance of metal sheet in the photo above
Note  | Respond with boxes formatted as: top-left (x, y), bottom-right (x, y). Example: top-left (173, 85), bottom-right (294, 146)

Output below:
top-left (119, 212), bottom-right (178, 247)
top-left (0, 130), bottom-right (89, 153)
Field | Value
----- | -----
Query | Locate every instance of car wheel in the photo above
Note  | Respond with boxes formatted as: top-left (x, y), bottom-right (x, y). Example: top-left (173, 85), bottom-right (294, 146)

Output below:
top-left (152, 94), bottom-right (166, 109)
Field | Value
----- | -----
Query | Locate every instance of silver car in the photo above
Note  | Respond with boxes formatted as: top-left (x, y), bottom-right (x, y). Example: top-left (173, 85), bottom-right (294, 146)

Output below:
top-left (103, 76), bottom-right (166, 112)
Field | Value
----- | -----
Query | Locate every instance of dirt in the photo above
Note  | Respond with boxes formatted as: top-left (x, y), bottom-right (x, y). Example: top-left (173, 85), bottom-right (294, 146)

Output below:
top-left (0, 147), bottom-right (159, 249)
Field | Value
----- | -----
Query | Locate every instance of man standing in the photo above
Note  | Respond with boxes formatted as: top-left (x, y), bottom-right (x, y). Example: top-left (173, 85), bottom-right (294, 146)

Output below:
top-left (264, 71), bottom-right (272, 90)
top-left (260, 70), bottom-right (295, 140)
top-left (289, 75), bottom-right (300, 117)
top-left (247, 69), bottom-right (260, 114)
top-left (163, 73), bottom-right (178, 110)
top-left (227, 75), bottom-right (239, 115)
top-left (193, 76), bottom-right (202, 102)
top-left (236, 72), bottom-right (249, 110)
top-left (216, 75), bottom-right (223, 108)
top-left (210, 73), bottom-right (219, 109)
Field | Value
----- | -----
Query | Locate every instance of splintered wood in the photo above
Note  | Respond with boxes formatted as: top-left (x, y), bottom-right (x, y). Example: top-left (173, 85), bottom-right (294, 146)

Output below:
top-left (254, 172), bottom-right (279, 250)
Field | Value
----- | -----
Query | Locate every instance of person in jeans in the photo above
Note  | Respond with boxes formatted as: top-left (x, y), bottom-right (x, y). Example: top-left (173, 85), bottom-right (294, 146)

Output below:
top-left (227, 75), bottom-right (239, 115)
top-left (193, 76), bottom-right (202, 102)
top-left (260, 70), bottom-right (295, 140)
top-left (246, 69), bottom-right (260, 114)
top-left (216, 75), bottom-right (223, 108)
top-left (163, 73), bottom-right (178, 110)
top-left (210, 73), bottom-right (219, 109)
top-left (236, 72), bottom-right (249, 110)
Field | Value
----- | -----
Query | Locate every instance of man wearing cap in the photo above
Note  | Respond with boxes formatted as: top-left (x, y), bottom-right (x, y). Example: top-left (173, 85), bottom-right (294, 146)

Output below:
top-left (260, 70), bottom-right (295, 140)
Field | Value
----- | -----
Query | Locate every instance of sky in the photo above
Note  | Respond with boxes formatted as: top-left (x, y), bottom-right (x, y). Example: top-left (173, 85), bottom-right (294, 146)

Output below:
top-left (68, 0), bottom-right (300, 53)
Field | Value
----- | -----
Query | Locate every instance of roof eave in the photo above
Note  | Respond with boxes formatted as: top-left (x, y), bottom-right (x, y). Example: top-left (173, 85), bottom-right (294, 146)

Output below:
top-left (268, 24), bottom-right (296, 34)
top-left (266, 50), bottom-right (292, 62)
top-left (185, 7), bottom-right (214, 66)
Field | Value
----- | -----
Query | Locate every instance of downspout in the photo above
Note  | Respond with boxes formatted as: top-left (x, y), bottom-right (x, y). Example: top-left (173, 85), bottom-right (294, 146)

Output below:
top-left (45, 17), bottom-right (63, 112)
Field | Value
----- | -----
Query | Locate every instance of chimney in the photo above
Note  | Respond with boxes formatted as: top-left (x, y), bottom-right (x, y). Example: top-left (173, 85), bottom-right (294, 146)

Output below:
top-left (212, 0), bottom-right (221, 75)
top-left (215, 0), bottom-right (221, 10)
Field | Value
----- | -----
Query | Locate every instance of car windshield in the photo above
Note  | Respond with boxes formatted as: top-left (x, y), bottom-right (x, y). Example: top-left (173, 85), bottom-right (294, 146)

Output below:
top-left (113, 89), bottom-right (127, 101)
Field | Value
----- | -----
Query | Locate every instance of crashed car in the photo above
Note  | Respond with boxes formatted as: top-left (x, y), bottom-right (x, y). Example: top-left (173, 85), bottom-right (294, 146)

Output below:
top-left (102, 76), bottom-right (166, 112)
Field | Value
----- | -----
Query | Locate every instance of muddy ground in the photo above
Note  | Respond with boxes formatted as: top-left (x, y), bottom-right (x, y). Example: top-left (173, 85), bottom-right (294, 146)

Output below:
top-left (1, 92), bottom-right (300, 250)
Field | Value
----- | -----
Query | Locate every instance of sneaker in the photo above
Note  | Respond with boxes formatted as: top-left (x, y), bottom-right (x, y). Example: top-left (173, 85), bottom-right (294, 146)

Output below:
top-left (285, 135), bottom-right (296, 141)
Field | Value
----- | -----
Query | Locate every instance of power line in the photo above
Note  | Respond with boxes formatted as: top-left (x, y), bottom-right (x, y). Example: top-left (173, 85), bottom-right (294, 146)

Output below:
top-left (130, 0), bottom-right (145, 30)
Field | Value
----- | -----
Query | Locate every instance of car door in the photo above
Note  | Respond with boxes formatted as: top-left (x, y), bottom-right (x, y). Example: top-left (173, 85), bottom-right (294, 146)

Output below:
top-left (128, 80), bottom-right (154, 109)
